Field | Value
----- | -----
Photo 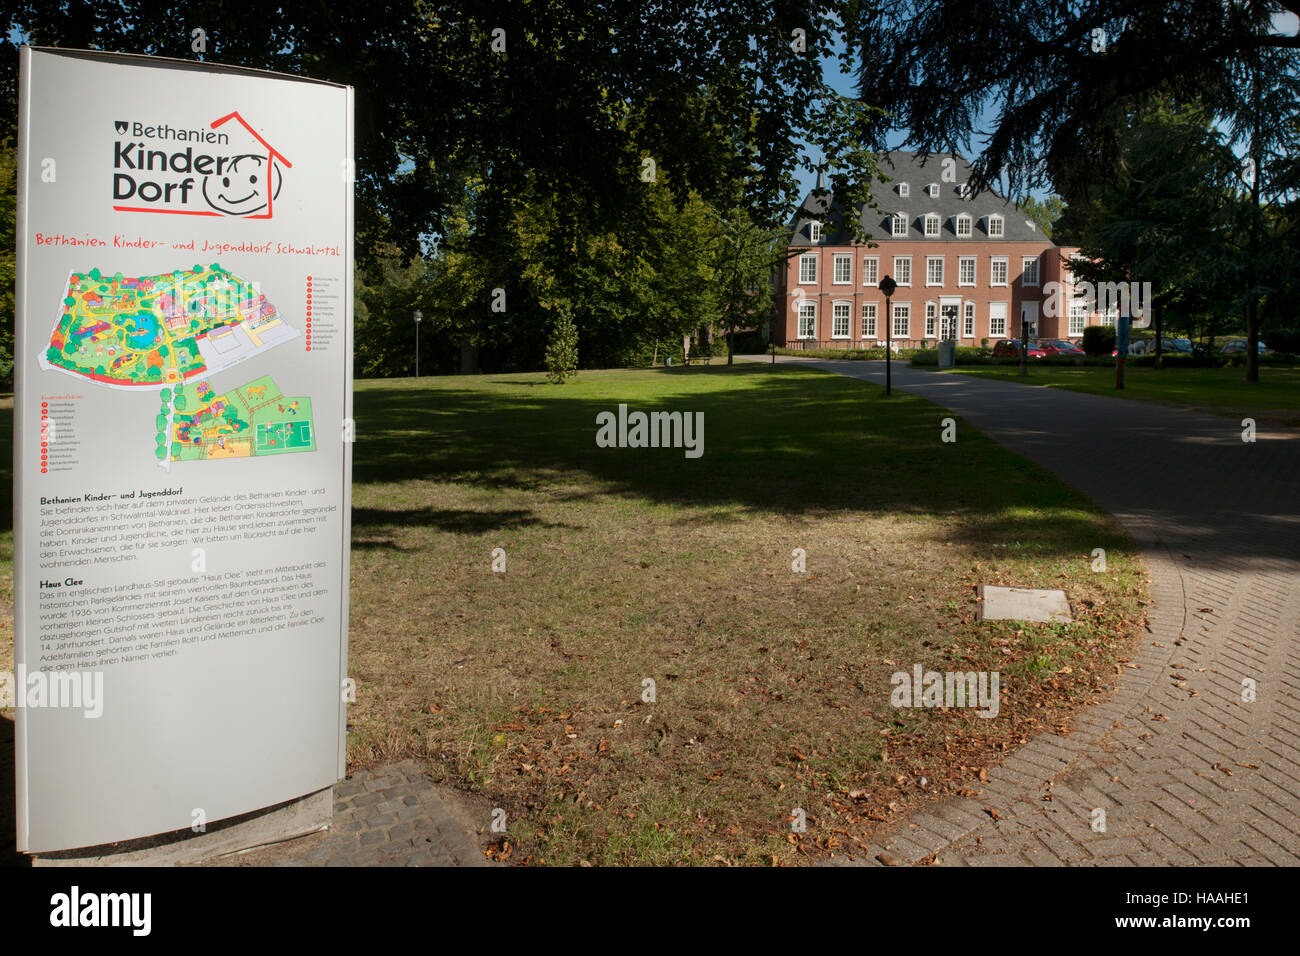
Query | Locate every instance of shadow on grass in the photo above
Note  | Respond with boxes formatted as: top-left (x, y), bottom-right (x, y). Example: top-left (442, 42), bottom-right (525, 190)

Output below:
top-left (351, 365), bottom-right (1133, 564)
top-left (351, 506), bottom-right (575, 535)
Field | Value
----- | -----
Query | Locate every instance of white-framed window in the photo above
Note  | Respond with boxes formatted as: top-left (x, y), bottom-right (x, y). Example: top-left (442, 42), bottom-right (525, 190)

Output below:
top-left (893, 255), bottom-right (911, 286)
top-left (990, 256), bottom-right (1008, 286)
top-left (1069, 302), bottom-right (1087, 336)
top-left (1102, 304), bottom-right (1118, 327)
top-left (989, 301), bottom-right (1007, 337)
top-left (861, 302), bottom-right (878, 338)
top-left (898, 182), bottom-right (910, 198)
top-left (892, 213), bottom-right (908, 237)
top-left (927, 183), bottom-right (940, 198)
top-left (809, 221), bottom-right (822, 243)
top-left (832, 253), bottom-right (852, 285)
top-left (926, 255), bottom-right (944, 286)
top-left (1021, 256), bottom-right (1039, 286)
top-left (958, 256), bottom-right (976, 286)
top-left (957, 182), bottom-right (971, 198)
top-left (963, 301), bottom-right (975, 338)
top-left (892, 303), bottom-right (911, 338)
top-left (798, 302), bottom-right (817, 338)
top-left (863, 256), bottom-right (879, 286)
top-left (955, 214), bottom-right (972, 237)
top-left (799, 253), bottom-right (818, 284)
top-left (925, 302), bottom-right (937, 338)
top-left (924, 213), bottom-right (940, 237)
top-left (832, 301), bottom-right (851, 338)
top-left (987, 214), bottom-right (1004, 238)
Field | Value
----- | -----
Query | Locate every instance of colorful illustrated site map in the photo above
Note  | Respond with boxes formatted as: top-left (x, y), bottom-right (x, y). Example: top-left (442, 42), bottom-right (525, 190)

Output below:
top-left (39, 265), bottom-right (314, 472)
top-left (40, 264), bottom-right (297, 387)
top-left (160, 374), bottom-right (314, 469)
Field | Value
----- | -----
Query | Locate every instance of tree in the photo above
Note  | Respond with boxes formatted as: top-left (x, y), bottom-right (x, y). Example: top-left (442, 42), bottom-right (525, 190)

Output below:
top-left (1019, 195), bottom-right (1066, 240)
top-left (1061, 97), bottom-right (1247, 364)
top-left (851, 0), bottom-right (1300, 379)
top-left (544, 307), bottom-right (578, 383)
top-left (708, 207), bottom-right (782, 364)
top-left (2, 3), bottom-right (879, 264)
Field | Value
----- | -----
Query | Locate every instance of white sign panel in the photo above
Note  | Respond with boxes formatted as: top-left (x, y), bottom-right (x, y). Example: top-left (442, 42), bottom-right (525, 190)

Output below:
top-left (13, 47), bottom-right (353, 853)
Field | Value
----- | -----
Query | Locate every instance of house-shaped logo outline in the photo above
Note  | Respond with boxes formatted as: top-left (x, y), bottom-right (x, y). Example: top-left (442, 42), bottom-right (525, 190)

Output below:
top-left (207, 110), bottom-right (293, 220)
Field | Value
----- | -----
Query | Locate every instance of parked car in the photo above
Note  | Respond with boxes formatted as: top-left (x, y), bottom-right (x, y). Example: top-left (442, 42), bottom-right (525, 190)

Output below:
top-left (1036, 339), bottom-right (1085, 357)
top-left (1220, 338), bottom-right (1275, 355)
top-left (1163, 337), bottom-right (1208, 357)
top-left (992, 339), bottom-right (1046, 359)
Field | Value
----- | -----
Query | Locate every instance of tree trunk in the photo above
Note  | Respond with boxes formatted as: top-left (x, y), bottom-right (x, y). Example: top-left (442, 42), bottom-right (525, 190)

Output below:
top-left (1154, 300), bottom-right (1163, 370)
top-left (1246, 54), bottom-right (1262, 384)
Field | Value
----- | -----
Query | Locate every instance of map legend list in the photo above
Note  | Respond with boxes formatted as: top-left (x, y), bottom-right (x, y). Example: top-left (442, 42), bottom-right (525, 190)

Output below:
top-left (40, 398), bottom-right (81, 474)
top-left (305, 275), bottom-right (340, 351)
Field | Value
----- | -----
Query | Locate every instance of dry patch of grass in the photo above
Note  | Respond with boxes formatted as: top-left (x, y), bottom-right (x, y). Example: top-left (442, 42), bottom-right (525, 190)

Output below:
top-left (344, 366), bottom-right (1147, 865)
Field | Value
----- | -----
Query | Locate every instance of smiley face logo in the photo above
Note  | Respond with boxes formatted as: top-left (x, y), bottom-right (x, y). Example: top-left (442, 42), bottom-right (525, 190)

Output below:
top-left (202, 155), bottom-right (283, 215)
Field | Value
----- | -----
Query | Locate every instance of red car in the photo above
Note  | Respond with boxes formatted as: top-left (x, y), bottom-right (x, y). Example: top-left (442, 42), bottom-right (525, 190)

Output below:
top-left (992, 339), bottom-right (1046, 359)
top-left (1037, 339), bottom-right (1086, 357)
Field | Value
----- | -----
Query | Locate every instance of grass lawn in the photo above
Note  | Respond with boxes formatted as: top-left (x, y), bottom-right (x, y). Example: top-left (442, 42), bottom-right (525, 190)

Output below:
top-left (0, 367), bottom-right (1149, 865)
top-left (343, 365), bottom-right (1146, 864)
top-left (943, 364), bottom-right (1300, 427)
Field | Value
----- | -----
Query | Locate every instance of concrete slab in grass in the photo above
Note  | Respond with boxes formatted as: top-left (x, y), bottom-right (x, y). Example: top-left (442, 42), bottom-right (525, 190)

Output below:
top-left (979, 585), bottom-right (1072, 624)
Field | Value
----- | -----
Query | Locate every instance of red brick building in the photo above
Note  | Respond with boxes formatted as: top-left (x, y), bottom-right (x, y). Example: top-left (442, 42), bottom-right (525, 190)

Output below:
top-left (774, 152), bottom-right (1112, 348)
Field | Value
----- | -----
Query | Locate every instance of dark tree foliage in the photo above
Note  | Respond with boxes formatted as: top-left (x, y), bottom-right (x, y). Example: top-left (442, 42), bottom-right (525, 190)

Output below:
top-left (1, 2), bottom-right (874, 264)
top-left (851, 0), bottom-right (1300, 200)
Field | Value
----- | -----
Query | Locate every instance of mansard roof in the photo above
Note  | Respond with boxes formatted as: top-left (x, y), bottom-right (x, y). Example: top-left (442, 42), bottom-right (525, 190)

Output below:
top-left (791, 151), bottom-right (1051, 246)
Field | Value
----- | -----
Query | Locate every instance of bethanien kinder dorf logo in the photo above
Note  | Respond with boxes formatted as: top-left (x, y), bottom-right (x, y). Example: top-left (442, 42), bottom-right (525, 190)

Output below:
top-left (111, 110), bottom-right (291, 219)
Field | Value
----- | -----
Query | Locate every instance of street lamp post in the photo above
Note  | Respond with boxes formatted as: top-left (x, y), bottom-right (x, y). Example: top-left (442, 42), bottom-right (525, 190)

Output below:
top-left (879, 275), bottom-right (897, 395)
top-left (413, 309), bottom-right (422, 378)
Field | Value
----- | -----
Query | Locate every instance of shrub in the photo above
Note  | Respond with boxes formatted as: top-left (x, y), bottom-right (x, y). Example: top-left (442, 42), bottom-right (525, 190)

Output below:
top-left (1082, 325), bottom-right (1116, 356)
top-left (1264, 328), bottom-right (1300, 355)
top-left (1131, 353), bottom-right (1225, 368)
top-left (544, 307), bottom-right (579, 384)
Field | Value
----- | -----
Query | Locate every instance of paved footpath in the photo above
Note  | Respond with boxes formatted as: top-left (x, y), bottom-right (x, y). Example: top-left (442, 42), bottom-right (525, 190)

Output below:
top-left (204, 760), bottom-right (494, 867)
top-left (748, 356), bottom-right (1300, 866)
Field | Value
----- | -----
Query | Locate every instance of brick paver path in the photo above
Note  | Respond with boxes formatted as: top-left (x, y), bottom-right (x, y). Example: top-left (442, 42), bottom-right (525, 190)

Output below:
top-left (206, 760), bottom-right (494, 867)
top-left (748, 356), bottom-right (1300, 866)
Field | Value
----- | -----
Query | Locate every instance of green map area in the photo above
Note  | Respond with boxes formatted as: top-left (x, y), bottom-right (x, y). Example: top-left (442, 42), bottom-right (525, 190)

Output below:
top-left (39, 264), bottom-right (313, 470)
top-left (42, 264), bottom-right (287, 387)
top-left (157, 374), bottom-right (315, 465)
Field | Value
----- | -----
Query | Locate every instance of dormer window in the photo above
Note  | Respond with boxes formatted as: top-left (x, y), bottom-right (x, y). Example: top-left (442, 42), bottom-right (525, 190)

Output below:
top-left (809, 221), bottom-right (822, 243)
top-left (987, 214), bottom-right (1004, 238)
top-left (955, 214), bottom-right (972, 237)
top-left (898, 182), bottom-right (910, 197)
top-left (892, 213), bottom-right (908, 237)
top-left (926, 183), bottom-right (940, 198)
top-left (923, 213), bottom-right (940, 237)
top-left (957, 183), bottom-right (971, 198)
